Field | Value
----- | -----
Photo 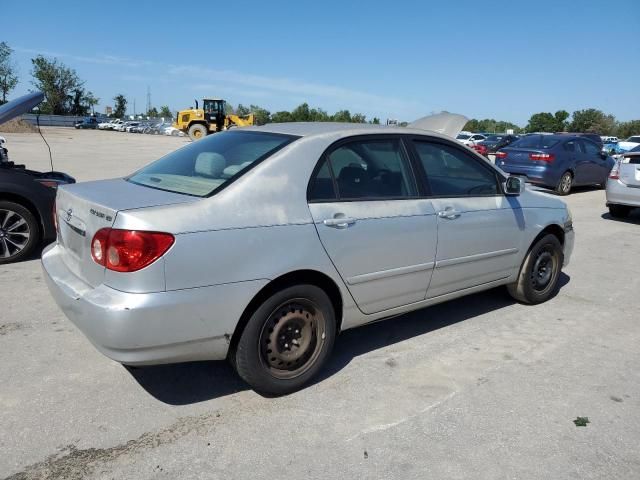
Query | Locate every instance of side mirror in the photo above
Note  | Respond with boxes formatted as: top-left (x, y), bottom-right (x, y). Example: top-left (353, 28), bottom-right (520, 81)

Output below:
top-left (504, 176), bottom-right (525, 196)
top-left (600, 151), bottom-right (608, 159)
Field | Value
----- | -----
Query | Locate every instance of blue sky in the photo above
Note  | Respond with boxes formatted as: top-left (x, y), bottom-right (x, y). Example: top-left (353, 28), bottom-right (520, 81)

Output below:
top-left (4, 0), bottom-right (639, 125)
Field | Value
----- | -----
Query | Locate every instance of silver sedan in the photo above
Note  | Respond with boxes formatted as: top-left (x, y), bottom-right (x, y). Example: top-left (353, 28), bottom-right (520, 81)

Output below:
top-left (606, 148), bottom-right (640, 218)
top-left (42, 123), bottom-right (574, 395)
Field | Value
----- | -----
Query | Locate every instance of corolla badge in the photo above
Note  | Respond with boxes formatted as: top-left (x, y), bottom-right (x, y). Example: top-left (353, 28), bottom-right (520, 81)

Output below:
top-left (65, 208), bottom-right (73, 222)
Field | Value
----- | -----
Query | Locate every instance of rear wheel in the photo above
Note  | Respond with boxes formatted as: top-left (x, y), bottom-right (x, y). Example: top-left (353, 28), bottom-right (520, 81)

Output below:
top-left (555, 171), bottom-right (573, 195)
top-left (609, 204), bottom-right (631, 218)
top-left (233, 284), bottom-right (336, 395)
top-left (0, 201), bottom-right (40, 264)
top-left (188, 124), bottom-right (208, 141)
top-left (507, 234), bottom-right (563, 304)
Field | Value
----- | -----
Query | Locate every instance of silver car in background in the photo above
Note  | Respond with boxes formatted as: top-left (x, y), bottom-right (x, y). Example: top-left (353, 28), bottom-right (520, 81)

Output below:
top-left (606, 147), bottom-right (640, 218)
top-left (42, 123), bottom-right (574, 395)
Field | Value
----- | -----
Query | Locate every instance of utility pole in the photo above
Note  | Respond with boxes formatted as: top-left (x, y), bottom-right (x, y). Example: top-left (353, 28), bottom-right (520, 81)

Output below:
top-left (133, 98), bottom-right (136, 117)
top-left (146, 85), bottom-right (151, 116)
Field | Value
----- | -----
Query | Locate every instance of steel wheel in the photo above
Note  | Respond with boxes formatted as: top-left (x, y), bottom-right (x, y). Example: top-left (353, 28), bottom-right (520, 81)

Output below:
top-left (530, 248), bottom-right (555, 293)
top-left (259, 299), bottom-right (326, 380)
top-left (0, 208), bottom-right (31, 260)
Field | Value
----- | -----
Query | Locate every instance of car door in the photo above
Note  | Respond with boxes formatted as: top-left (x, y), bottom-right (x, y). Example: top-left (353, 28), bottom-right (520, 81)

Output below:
top-left (409, 138), bottom-right (524, 299)
top-left (581, 139), bottom-right (609, 184)
top-left (307, 136), bottom-right (438, 315)
top-left (572, 139), bottom-right (595, 185)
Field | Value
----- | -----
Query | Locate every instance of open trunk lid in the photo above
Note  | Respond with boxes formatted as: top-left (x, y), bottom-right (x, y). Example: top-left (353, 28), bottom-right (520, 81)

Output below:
top-left (619, 153), bottom-right (640, 187)
top-left (55, 178), bottom-right (196, 287)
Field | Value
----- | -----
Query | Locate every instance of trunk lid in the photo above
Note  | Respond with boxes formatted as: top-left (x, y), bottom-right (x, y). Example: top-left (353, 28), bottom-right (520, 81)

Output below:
top-left (55, 178), bottom-right (196, 287)
top-left (619, 153), bottom-right (640, 187)
top-left (500, 148), bottom-right (541, 166)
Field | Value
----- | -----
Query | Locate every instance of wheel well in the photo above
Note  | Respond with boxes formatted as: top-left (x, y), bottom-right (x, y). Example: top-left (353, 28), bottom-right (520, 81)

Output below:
top-left (227, 270), bottom-right (344, 359)
top-left (535, 224), bottom-right (565, 246)
top-left (0, 192), bottom-right (43, 234)
top-left (188, 121), bottom-right (208, 129)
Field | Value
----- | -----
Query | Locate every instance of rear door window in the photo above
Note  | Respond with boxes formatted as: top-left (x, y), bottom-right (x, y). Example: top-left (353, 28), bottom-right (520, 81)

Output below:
top-left (308, 138), bottom-right (417, 201)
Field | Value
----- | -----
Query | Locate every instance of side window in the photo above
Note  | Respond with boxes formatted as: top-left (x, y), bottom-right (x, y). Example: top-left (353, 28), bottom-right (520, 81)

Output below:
top-left (575, 139), bottom-right (586, 153)
top-left (308, 159), bottom-right (337, 201)
top-left (413, 141), bottom-right (499, 196)
top-left (582, 140), bottom-right (600, 157)
top-left (563, 140), bottom-right (576, 152)
top-left (325, 139), bottom-right (417, 200)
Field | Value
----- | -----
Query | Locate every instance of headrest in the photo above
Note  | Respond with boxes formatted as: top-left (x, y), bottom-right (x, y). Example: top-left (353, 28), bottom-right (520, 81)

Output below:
top-left (338, 166), bottom-right (367, 184)
top-left (195, 152), bottom-right (225, 177)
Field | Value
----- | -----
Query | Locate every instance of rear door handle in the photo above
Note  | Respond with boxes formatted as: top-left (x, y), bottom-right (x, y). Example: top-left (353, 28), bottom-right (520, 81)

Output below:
top-left (437, 209), bottom-right (462, 220)
top-left (323, 216), bottom-right (357, 228)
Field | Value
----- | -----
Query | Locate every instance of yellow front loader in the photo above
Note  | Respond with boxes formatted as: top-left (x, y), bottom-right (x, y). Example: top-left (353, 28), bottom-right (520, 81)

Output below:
top-left (173, 98), bottom-right (255, 140)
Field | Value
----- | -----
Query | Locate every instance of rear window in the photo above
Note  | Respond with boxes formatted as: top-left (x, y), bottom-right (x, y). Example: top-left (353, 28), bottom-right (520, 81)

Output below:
top-left (510, 135), bottom-right (559, 150)
top-left (485, 135), bottom-right (504, 141)
top-left (627, 136), bottom-right (640, 143)
top-left (128, 131), bottom-right (296, 197)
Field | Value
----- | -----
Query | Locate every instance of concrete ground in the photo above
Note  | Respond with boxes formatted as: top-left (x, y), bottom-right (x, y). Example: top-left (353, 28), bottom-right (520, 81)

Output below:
top-left (1, 128), bottom-right (639, 479)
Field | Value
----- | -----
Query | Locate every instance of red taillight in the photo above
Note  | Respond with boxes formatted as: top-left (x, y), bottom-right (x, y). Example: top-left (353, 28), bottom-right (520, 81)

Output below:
top-left (609, 163), bottom-right (620, 179)
top-left (529, 153), bottom-right (555, 162)
top-left (495, 151), bottom-right (508, 159)
top-left (37, 180), bottom-right (59, 189)
top-left (91, 228), bottom-right (174, 272)
top-left (472, 145), bottom-right (487, 154)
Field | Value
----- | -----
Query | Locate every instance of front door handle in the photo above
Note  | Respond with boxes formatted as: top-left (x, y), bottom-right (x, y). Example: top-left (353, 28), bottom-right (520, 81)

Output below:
top-left (323, 215), bottom-right (357, 228)
top-left (437, 209), bottom-right (462, 220)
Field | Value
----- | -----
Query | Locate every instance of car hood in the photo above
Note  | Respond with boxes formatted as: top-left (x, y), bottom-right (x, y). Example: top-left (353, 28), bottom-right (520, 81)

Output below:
top-left (409, 112), bottom-right (469, 139)
top-left (0, 91), bottom-right (44, 125)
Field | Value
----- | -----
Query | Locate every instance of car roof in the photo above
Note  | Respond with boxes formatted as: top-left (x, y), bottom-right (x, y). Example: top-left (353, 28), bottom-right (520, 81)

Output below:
top-left (244, 122), bottom-right (455, 141)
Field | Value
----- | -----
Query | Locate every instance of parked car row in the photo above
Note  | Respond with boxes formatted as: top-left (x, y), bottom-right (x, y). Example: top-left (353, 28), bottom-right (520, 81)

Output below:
top-left (98, 119), bottom-right (184, 136)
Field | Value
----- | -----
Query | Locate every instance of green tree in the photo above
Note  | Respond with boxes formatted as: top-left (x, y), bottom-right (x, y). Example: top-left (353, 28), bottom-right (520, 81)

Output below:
top-left (616, 120), bottom-right (640, 139)
top-left (271, 111), bottom-right (293, 123)
top-left (84, 91), bottom-right (99, 115)
top-left (31, 55), bottom-right (84, 114)
top-left (113, 94), bottom-right (127, 118)
top-left (332, 110), bottom-right (351, 122)
top-left (351, 113), bottom-right (367, 123)
top-left (147, 106), bottom-right (159, 117)
top-left (159, 105), bottom-right (172, 118)
top-left (525, 110), bottom-right (568, 133)
top-left (235, 104), bottom-right (251, 116)
top-left (569, 109), bottom-right (616, 134)
top-left (290, 103), bottom-right (312, 122)
top-left (70, 88), bottom-right (88, 116)
top-left (370, 117), bottom-right (381, 124)
top-left (249, 104), bottom-right (270, 125)
top-left (0, 42), bottom-right (19, 104)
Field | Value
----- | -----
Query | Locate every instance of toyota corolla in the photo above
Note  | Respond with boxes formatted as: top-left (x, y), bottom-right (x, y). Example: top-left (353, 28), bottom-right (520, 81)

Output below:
top-left (42, 122), bottom-right (574, 395)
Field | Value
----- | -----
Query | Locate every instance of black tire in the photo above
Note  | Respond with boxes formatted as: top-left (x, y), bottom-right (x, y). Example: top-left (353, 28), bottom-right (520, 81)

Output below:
top-left (507, 234), bottom-right (564, 305)
top-left (555, 171), bottom-right (573, 195)
top-left (609, 204), bottom-right (631, 218)
top-left (188, 124), bottom-right (207, 141)
top-left (0, 201), bottom-right (40, 265)
top-left (234, 284), bottom-right (336, 395)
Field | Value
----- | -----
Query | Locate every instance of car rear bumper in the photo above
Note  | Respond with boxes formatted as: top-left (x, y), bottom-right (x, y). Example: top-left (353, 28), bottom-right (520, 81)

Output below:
top-left (606, 179), bottom-right (640, 207)
top-left (564, 225), bottom-right (575, 267)
top-left (41, 243), bottom-right (267, 365)
top-left (498, 163), bottom-right (557, 187)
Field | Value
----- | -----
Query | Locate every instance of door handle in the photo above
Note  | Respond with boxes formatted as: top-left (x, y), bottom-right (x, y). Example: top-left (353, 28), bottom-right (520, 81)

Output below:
top-left (437, 209), bottom-right (462, 220)
top-left (323, 215), bottom-right (356, 228)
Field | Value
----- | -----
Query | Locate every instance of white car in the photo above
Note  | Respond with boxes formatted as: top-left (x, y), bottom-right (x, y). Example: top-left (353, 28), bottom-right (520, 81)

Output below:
top-left (616, 135), bottom-right (640, 152)
top-left (98, 119), bottom-right (124, 130)
top-left (163, 126), bottom-right (184, 136)
top-left (456, 132), bottom-right (486, 146)
top-left (601, 136), bottom-right (619, 144)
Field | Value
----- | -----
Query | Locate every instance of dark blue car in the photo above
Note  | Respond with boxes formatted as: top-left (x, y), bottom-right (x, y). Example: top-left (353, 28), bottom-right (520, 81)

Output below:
top-left (495, 134), bottom-right (614, 195)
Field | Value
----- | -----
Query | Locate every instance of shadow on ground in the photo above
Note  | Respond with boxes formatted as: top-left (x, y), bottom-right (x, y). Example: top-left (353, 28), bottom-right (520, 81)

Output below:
top-left (128, 273), bottom-right (570, 405)
top-left (601, 210), bottom-right (640, 224)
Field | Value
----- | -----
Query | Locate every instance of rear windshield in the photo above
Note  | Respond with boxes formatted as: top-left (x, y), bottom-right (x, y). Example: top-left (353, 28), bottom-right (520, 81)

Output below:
top-left (484, 135), bottom-right (504, 141)
top-left (627, 136), bottom-right (640, 143)
top-left (128, 131), bottom-right (296, 197)
top-left (510, 135), bottom-right (559, 150)
top-left (456, 134), bottom-right (471, 140)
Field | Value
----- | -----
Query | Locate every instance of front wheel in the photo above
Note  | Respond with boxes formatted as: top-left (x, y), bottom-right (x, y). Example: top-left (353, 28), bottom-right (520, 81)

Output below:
top-left (233, 284), bottom-right (336, 395)
top-left (507, 234), bottom-right (564, 304)
top-left (0, 201), bottom-right (40, 264)
top-left (188, 124), bottom-right (207, 140)
top-left (555, 171), bottom-right (573, 195)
